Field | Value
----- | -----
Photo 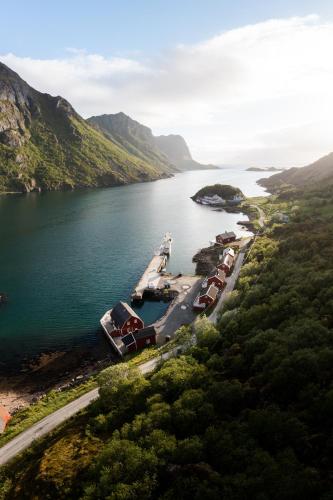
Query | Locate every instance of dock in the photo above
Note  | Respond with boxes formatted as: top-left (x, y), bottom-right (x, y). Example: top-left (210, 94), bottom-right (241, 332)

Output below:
top-left (100, 310), bottom-right (125, 356)
top-left (131, 233), bottom-right (172, 302)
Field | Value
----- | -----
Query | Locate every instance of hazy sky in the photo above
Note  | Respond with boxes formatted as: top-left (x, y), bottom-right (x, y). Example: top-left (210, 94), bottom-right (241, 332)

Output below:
top-left (1, 0), bottom-right (333, 166)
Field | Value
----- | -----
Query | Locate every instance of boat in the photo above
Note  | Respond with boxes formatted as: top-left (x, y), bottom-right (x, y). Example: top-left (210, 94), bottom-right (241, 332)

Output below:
top-left (160, 232), bottom-right (173, 257)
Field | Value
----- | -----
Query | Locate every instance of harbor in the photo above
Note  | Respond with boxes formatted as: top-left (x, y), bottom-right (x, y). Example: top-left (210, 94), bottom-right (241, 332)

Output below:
top-left (131, 233), bottom-right (173, 302)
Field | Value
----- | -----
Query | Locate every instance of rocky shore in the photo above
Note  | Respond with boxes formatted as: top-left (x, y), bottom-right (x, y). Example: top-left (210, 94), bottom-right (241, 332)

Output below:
top-left (0, 337), bottom-right (116, 413)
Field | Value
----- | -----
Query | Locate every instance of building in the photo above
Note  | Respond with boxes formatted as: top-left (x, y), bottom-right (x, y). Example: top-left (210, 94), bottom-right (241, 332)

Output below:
top-left (193, 284), bottom-right (219, 311)
top-left (206, 268), bottom-right (226, 289)
top-left (223, 247), bottom-right (235, 258)
top-left (110, 301), bottom-right (144, 337)
top-left (122, 326), bottom-right (157, 353)
top-left (0, 405), bottom-right (11, 434)
top-left (218, 253), bottom-right (234, 275)
top-left (216, 231), bottom-right (236, 245)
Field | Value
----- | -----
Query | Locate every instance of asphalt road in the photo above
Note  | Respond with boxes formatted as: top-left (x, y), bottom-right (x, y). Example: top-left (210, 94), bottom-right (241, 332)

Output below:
top-left (209, 251), bottom-right (245, 325)
top-left (250, 204), bottom-right (265, 228)
top-left (0, 353), bottom-right (175, 466)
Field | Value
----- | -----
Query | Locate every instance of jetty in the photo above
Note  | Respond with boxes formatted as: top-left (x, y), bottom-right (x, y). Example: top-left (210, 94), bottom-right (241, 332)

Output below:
top-left (131, 233), bottom-right (172, 302)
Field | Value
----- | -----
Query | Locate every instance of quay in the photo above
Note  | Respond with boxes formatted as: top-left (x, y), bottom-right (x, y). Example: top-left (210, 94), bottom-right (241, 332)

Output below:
top-left (131, 233), bottom-right (172, 302)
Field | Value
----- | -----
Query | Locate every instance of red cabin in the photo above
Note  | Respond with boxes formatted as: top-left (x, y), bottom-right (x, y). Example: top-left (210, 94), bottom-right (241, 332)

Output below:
top-left (206, 268), bottom-right (226, 289)
top-left (193, 284), bottom-right (219, 311)
top-left (110, 301), bottom-right (144, 337)
top-left (217, 254), bottom-right (234, 276)
top-left (121, 326), bottom-right (157, 353)
top-left (216, 231), bottom-right (236, 245)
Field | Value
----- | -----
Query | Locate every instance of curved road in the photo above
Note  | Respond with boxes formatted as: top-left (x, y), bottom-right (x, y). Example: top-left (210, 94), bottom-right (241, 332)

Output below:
top-left (0, 350), bottom-right (176, 466)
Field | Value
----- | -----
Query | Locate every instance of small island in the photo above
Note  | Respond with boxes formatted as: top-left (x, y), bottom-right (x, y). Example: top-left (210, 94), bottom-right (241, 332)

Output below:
top-left (246, 166), bottom-right (283, 172)
top-left (191, 184), bottom-right (245, 206)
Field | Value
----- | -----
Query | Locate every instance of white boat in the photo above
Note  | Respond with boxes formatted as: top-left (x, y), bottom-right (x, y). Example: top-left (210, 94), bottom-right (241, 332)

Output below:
top-left (160, 232), bottom-right (173, 256)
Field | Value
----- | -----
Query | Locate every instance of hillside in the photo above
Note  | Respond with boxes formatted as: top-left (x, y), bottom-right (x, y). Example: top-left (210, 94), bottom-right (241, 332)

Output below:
top-left (1, 183), bottom-right (333, 499)
top-left (0, 63), bottom-right (173, 193)
top-left (87, 113), bottom-right (176, 175)
top-left (259, 152), bottom-right (333, 191)
top-left (154, 134), bottom-right (217, 171)
top-left (88, 113), bottom-right (216, 173)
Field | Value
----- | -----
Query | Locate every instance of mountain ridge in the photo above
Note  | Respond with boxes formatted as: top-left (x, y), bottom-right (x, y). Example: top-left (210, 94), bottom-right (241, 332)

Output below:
top-left (0, 62), bottom-right (209, 194)
top-left (88, 112), bottom-right (217, 173)
top-left (259, 151), bottom-right (333, 191)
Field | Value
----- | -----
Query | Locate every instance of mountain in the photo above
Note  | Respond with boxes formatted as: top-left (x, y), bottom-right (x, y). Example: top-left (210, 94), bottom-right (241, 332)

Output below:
top-left (0, 63), bottom-right (173, 193)
top-left (88, 113), bottom-right (217, 173)
top-left (87, 113), bottom-right (175, 175)
top-left (259, 152), bottom-right (333, 191)
top-left (154, 134), bottom-right (217, 171)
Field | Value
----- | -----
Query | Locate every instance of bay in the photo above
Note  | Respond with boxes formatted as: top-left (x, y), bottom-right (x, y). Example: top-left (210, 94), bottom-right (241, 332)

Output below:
top-left (0, 168), bottom-right (271, 370)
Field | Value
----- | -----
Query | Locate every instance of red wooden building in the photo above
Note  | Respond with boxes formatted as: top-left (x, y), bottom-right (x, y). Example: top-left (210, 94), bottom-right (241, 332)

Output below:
top-left (206, 268), bottom-right (226, 289)
top-left (217, 253), bottom-right (234, 275)
top-left (193, 284), bottom-right (219, 311)
top-left (0, 405), bottom-right (11, 434)
top-left (121, 326), bottom-right (157, 353)
top-left (110, 301), bottom-right (144, 337)
top-left (216, 231), bottom-right (236, 245)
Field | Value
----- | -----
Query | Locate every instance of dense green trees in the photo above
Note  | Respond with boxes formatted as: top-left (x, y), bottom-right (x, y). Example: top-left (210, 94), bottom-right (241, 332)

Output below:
top-left (1, 184), bottom-right (333, 499)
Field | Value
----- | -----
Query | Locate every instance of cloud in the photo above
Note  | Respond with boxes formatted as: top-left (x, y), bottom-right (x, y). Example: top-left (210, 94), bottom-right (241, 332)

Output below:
top-left (1, 14), bottom-right (333, 166)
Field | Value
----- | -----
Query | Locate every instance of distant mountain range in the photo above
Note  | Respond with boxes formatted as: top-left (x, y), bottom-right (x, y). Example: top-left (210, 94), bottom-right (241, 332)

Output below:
top-left (0, 62), bottom-right (215, 193)
top-left (259, 152), bottom-right (333, 191)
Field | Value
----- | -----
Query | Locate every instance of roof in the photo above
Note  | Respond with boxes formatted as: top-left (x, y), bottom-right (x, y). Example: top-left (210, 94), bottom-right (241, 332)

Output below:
top-left (121, 332), bottom-right (136, 347)
top-left (216, 231), bottom-right (236, 240)
top-left (208, 268), bottom-right (225, 281)
top-left (224, 247), bottom-right (235, 257)
top-left (200, 284), bottom-right (219, 300)
top-left (224, 254), bottom-right (234, 267)
top-left (134, 326), bottom-right (157, 340)
top-left (111, 302), bottom-right (141, 328)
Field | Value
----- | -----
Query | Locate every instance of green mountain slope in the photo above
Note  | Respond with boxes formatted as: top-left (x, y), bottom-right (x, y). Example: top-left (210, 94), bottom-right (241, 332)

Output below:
top-left (154, 133), bottom-right (217, 171)
top-left (0, 63), bottom-right (172, 193)
top-left (259, 152), bottom-right (333, 192)
top-left (88, 113), bottom-right (217, 173)
top-left (87, 113), bottom-right (176, 175)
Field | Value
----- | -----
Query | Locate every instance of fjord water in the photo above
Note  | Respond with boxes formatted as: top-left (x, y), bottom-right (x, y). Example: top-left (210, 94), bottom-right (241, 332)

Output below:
top-left (0, 168), bottom-right (270, 370)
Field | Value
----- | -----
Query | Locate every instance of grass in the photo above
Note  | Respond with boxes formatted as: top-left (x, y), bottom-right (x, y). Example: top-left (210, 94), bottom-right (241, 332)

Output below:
top-left (0, 378), bottom-right (97, 448)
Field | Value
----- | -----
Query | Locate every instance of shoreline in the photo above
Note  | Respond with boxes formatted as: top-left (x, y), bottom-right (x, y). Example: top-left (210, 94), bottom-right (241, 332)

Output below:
top-left (0, 192), bottom-right (256, 413)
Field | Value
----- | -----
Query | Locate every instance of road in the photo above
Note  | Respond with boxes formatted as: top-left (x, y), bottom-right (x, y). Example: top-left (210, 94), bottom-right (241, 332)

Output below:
top-left (209, 251), bottom-right (246, 325)
top-left (0, 352), bottom-right (176, 466)
top-left (250, 204), bottom-right (265, 228)
top-left (0, 240), bottom-right (252, 466)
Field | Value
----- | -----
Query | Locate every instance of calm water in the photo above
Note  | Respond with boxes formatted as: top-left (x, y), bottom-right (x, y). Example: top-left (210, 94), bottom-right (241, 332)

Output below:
top-left (0, 168), bottom-right (270, 369)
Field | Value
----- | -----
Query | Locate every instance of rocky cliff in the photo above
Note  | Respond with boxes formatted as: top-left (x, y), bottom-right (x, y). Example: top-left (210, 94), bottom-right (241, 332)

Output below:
top-left (0, 63), bottom-right (173, 193)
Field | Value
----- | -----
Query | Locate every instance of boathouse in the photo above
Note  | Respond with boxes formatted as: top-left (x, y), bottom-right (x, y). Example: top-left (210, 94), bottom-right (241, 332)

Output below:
top-left (216, 231), bottom-right (236, 245)
top-left (218, 253), bottom-right (234, 275)
top-left (122, 326), bottom-right (157, 353)
top-left (110, 302), bottom-right (144, 337)
top-left (206, 268), bottom-right (226, 289)
top-left (0, 405), bottom-right (11, 434)
top-left (193, 284), bottom-right (219, 311)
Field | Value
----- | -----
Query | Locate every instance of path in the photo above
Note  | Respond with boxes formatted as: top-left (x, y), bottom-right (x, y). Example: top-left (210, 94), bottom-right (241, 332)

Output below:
top-left (0, 352), bottom-right (176, 466)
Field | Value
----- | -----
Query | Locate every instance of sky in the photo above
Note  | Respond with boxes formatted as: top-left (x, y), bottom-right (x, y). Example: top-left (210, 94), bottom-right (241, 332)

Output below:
top-left (1, 0), bottom-right (333, 166)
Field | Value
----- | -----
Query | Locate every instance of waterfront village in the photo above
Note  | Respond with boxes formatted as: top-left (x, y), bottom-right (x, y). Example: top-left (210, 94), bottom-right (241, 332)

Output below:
top-left (100, 230), bottom-right (241, 357)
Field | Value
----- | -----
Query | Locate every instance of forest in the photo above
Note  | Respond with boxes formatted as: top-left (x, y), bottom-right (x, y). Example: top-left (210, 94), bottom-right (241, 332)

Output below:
top-left (1, 181), bottom-right (333, 499)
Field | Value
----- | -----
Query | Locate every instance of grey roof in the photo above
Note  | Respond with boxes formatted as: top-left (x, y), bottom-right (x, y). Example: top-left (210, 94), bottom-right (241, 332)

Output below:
top-left (134, 326), bottom-right (157, 340)
top-left (208, 268), bottom-right (225, 280)
top-left (217, 231), bottom-right (236, 240)
top-left (111, 301), bottom-right (141, 328)
top-left (200, 284), bottom-right (219, 300)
